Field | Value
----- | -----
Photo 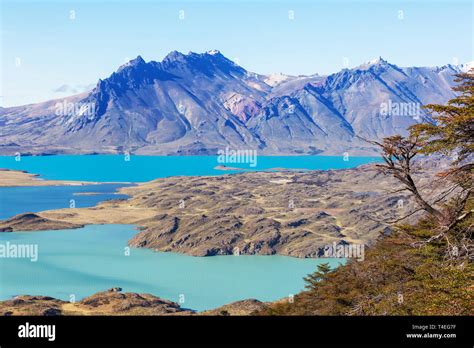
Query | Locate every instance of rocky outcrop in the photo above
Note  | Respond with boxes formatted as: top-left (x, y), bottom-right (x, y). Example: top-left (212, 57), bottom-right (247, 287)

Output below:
top-left (121, 161), bottom-right (446, 257)
top-left (0, 213), bottom-right (84, 232)
top-left (0, 296), bottom-right (65, 316)
top-left (0, 289), bottom-right (194, 316)
top-left (0, 289), bottom-right (269, 316)
top-left (201, 299), bottom-right (269, 316)
top-left (77, 289), bottom-right (193, 315)
top-left (121, 165), bottom-right (414, 257)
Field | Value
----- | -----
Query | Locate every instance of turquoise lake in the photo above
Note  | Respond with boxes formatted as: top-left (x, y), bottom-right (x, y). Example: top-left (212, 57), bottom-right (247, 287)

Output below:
top-left (0, 184), bottom-right (131, 220)
top-left (0, 155), bottom-right (372, 311)
top-left (0, 224), bottom-right (343, 311)
top-left (0, 155), bottom-right (381, 182)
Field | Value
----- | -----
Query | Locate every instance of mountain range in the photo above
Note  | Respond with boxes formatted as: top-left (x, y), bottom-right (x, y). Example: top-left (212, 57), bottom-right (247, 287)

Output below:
top-left (0, 50), bottom-right (470, 156)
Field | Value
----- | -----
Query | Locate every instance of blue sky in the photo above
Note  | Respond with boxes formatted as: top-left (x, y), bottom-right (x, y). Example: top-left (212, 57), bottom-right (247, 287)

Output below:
top-left (1, 0), bottom-right (472, 107)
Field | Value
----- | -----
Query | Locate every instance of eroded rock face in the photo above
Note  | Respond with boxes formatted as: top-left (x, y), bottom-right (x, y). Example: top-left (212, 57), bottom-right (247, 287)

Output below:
top-left (129, 215), bottom-right (180, 248)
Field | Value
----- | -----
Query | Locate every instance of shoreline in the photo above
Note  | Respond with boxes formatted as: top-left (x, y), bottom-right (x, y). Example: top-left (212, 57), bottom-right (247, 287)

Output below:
top-left (0, 151), bottom-right (383, 157)
top-left (0, 224), bottom-right (334, 314)
top-left (0, 288), bottom-right (271, 316)
top-left (2, 158), bottom-right (443, 258)
top-left (0, 168), bottom-right (96, 187)
top-left (0, 164), bottom-right (399, 258)
top-left (0, 168), bottom-right (133, 187)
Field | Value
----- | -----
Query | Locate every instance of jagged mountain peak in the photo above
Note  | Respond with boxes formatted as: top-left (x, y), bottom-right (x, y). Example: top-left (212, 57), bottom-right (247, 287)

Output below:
top-left (162, 49), bottom-right (229, 63)
top-left (160, 49), bottom-right (245, 76)
top-left (97, 50), bottom-right (246, 88)
top-left (117, 55), bottom-right (146, 72)
top-left (206, 49), bottom-right (222, 56)
top-left (86, 50), bottom-right (253, 112)
top-left (438, 61), bottom-right (474, 74)
top-left (367, 56), bottom-right (388, 65)
top-left (162, 50), bottom-right (186, 62)
top-left (355, 56), bottom-right (392, 71)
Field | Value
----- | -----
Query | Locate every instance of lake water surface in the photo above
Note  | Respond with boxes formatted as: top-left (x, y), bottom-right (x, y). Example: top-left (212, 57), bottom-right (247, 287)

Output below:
top-left (0, 184), bottom-right (130, 220)
top-left (0, 224), bottom-right (343, 311)
top-left (0, 155), bottom-right (367, 311)
top-left (0, 155), bottom-right (381, 182)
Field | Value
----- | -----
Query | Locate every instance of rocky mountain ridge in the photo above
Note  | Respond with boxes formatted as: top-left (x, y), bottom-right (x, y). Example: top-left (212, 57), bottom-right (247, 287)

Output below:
top-left (0, 51), bottom-right (466, 155)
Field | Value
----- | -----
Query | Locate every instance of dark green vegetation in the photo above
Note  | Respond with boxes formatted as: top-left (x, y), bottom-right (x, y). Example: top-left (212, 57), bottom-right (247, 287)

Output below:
top-left (259, 71), bottom-right (473, 316)
top-left (259, 214), bottom-right (473, 315)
